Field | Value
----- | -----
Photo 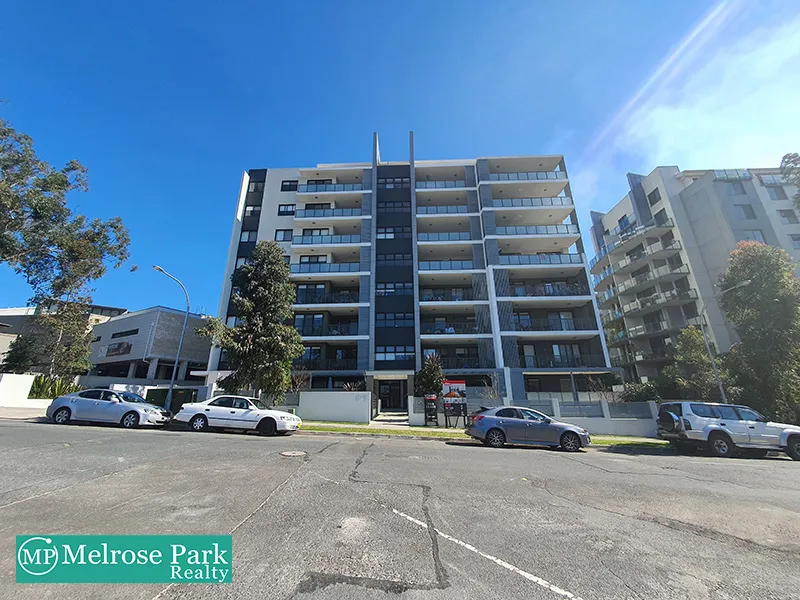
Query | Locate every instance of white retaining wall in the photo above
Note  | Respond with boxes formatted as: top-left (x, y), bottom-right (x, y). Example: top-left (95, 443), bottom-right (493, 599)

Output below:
top-left (298, 391), bottom-right (372, 423)
top-left (0, 373), bottom-right (37, 407)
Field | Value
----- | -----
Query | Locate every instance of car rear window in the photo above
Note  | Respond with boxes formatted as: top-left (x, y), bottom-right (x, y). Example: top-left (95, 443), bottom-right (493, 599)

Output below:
top-left (690, 404), bottom-right (718, 418)
top-left (496, 408), bottom-right (520, 418)
top-left (659, 403), bottom-right (682, 416)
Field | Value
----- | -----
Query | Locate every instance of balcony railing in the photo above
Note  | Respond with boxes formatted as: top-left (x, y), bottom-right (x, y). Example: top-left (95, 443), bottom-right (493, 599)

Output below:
top-left (605, 330), bottom-right (628, 345)
top-left (295, 323), bottom-right (359, 337)
top-left (610, 348), bottom-right (675, 366)
top-left (510, 317), bottom-right (597, 332)
top-left (419, 260), bottom-right (474, 271)
top-left (612, 240), bottom-right (682, 272)
top-left (616, 264), bottom-right (690, 295)
top-left (416, 180), bottom-right (468, 189)
top-left (420, 288), bottom-right (481, 302)
top-left (295, 208), bottom-right (364, 218)
top-left (420, 321), bottom-right (490, 334)
top-left (498, 253), bottom-right (583, 265)
top-left (488, 196), bottom-right (572, 209)
top-left (621, 289), bottom-right (698, 314)
top-left (437, 356), bottom-right (492, 369)
top-left (290, 262), bottom-right (361, 273)
top-left (601, 310), bottom-right (624, 325)
top-left (293, 358), bottom-right (358, 370)
top-left (292, 234), bottom-right (361, 245)
top-left (295, 291), bottom-right (359, 304)
top-left (521, 354), bottom-right (606, 369)
top-left (297, 183), bottom-right (363, 193)
top-left (627, 315), bottom-right (705, 338)
top-left (418, 231), bottom-right (472, 241)
top-left (509, 283), bottom-right (590, 297)
top-left (417, 205), bottom-right (469, 214)
top-left (495, 224), bottom-right (579, 235)
top-left (487, 171), bottom-right (567, 181)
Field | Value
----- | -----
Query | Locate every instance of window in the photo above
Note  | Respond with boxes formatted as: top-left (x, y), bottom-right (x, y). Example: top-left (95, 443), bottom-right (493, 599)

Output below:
top-left (778, 209), bottom-right (799, 225)
top-left (376, 226), bottom-right (412, 239)
top-left (244, 205), bottom-right (261, 217)
top-left (716, 405), bottom-right (740, 420)
top-left (248, 181), bottom-right (264, 193)
top-left (232, 398), bottom-right (252, 410)
top-left (304, 203), bottom-right (331, 210)
top-left (659, 403), bottom-right (683, 417)
top-left (519, 408), bottom-right (548, 421)
top-left (377, 201), bottom-right (411, 213)
top-left (300, 255), bottom-right (327, 263)
top-left (226, 316), bottom-right (241, 328)
top-left (280, 180), bottom-right (298, 192)
top-left (275, 229), bottom-right (293, 242)
top-left (240, 230), bottom-right (258, 242)
top-left (734, 204), bottom-right (756, 220)
top-left (767, 186), bottom-right (788, 201)
top-left (79, 390), bottom-right (104, 399)
top-left (278, 204), bottom-right (296, 216)
top-left (690, 404), bottom-right (717, 418)
top-left (740, 229), bottom-right (765, 243)
top-left (376, 282), bottom-right (414, 296)
top-left (736, 407), bottom-right (764, 421)
top-left (376, 313), bottom-right (414, 327)
top-left (294, 313), bottom-right (324, 335)
top-left (100, 390), bottom-right (121, 402)
top-left (111, 328), bottom-right (138, 339)
top-left (283, 255), bottom-right (291, 264)
top-left (647, 188), bottom-right (662, 206)
top-left (377, 177), bottom-right (410, 189)
top-left (302, 228), bottom-right (329, 236)
top-left (375, 345), bottom-right (415, 361)
top-left (235, 257), bottom-right (248, 269)
top-left (496, 408), bottom-right (522, 419)
top-left (726, 181), bottom-right (745, 195)
top-left (376, 253), bottom-right (412, 267)
top-left (209, 397), bottom-right (234, 408)
top-left (790, 234), bottom-right (800, 250)
top-left (306, 179), bottom-right (333, 185)
top-left (91, 335), bottom-right (101, 343)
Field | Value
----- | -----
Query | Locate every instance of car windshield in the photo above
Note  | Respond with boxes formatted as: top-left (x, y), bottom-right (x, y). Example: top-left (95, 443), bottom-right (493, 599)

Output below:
top-left (250, 399), bottom-right (269, 410)
top-left (120, 392), bottom-right (148, 403)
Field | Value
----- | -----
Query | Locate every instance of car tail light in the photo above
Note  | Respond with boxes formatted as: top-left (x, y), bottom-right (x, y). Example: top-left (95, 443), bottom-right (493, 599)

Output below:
top-left (682, 418), bottom-right (692, 430)
top-left (471, 415), bottom-right (485, 424)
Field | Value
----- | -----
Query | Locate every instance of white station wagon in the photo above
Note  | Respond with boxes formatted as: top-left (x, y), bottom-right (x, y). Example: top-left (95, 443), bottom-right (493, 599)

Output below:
top-left (174, 395), bottom-right (301, 436)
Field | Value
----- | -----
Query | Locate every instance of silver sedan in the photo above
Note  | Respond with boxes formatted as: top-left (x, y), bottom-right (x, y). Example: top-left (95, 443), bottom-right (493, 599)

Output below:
top-left (465, 406), bottom-right (591, 450)
top-left (46, 389), bottom-right (170, 428)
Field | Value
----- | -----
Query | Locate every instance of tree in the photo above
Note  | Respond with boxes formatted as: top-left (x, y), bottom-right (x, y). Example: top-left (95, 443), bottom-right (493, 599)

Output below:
top-left (0, 334), bottom-right (40, 373)
top-left (478, 371), bottom-right (502, 403)
top-left (414, 353), bottom-right (444, 397)
top-left (618, 381), bottom-right (661, 403)
top-left (586, 373), bottom-right (620, 402)
top-left (198, 241), bottom-right (304, 402)
top-left (780, 152), bottom-right (800, 210)
top-left (717, 241), bottom-right (800, 422)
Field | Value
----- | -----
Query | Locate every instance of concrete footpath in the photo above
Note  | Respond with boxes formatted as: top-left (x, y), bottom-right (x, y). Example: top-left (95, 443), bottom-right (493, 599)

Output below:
top-left (0, 407), bottom-right (45, 420)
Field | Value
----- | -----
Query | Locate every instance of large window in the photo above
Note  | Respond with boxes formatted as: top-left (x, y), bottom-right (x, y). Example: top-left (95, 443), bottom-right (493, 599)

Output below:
top-left (726, 181), bottom-right (746, 195)
top-left (300, 255), bottom-right (327, 263)
top-left (377, 177), bottom-right (410, 189)
top-left (278, 204), bottom-right (296, 216)
top-left (376, 253), bottom-right (412, 267)
top-left (304, 203), bottom-right (331, 210)
top-left (376, 226), bottom-right (412, 239)
top-left (111, 328), bottom-right (139, 339)
top-left (244, 205), bottom-right (261, 217)
top-left (240, 230), bottom-right (258, 242)
top-left (739, 229), bottom-right (765, 243)
top-left (375, 345), bottom-right (415, 361)
top-left (275, 229), bottom-right (293, 242)
top-left (377, 201), bottom-right (411, 213)
top-left (302, 228), bottom-right (329, 236)
top-left (376, 282), bottom-right (414, 296)
top-left (790, 234), bottom-right (800, 250)
top-left (734, 204), bottom-right (756, 220)
top-left (248, 181), bottom-right (264, 193)
top-left (281, 180), bottom-right (298, 192)
top-left (767, 186), bottom-right (788, 201)
top-left (647, 188), bottom-right (662, 206)
top-left (778, 209), bottom-right (799, 225)
top-left (376, 313), bottom-right (414, 328)
top-left (306, 179), bottom-right (333, 185)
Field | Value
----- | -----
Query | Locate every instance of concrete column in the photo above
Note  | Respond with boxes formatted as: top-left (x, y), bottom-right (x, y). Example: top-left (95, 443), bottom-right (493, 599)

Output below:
top-left (127, 362), bottom-right (137, 378)
top-left (146, 359), bottom-right (158, 380)
top-left (177, 361), bottom-right (188, 381)
top-left (647, 401), bottom-right (659, 420)
top-left (551, 397), bottom-right (561, 419)
top-left (600, 399), bottom-right (611, 419)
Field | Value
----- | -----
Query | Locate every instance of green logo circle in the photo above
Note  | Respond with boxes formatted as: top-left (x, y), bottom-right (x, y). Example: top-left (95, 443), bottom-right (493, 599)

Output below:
top-left (17, 537), bottom-right (59, 576)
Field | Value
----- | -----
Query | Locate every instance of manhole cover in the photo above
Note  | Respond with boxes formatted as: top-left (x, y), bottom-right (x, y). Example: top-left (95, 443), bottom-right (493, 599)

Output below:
top-left (280, 451), bottom-right (307, 458)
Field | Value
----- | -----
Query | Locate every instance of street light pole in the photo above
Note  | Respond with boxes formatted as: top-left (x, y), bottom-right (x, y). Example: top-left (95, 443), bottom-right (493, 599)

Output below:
top-left (697, 280), bottom-right (751, 404)
top-left (153, 265), bottom-right (190, 414)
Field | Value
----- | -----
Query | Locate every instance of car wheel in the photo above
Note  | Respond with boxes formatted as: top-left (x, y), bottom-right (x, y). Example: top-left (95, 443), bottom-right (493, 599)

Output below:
top-left (560, 431), bottom-right (582, 452)
top-left (258, 418), bottom-right (277, 436)
top-left (708, 432), bottom-right (735, 458)
top-left (787, 436), bottom-right (800, 461)
top-left (485, 428), bottom-right (505, 448)
top-left (53, 407), bottom-right (71, 425)
top-left (120, 412), bottom-right (139, 429)
top-left (189, 414), bottom-right (208, 432)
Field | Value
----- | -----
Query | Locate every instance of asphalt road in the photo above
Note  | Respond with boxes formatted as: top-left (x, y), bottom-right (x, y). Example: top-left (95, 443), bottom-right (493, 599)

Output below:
top-left (1, 420), bottom-right (799, 600)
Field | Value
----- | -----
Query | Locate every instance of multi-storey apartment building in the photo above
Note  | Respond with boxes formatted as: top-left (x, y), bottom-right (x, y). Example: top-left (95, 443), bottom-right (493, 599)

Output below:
top-left (589, 166), bottom-right (799, 382)
top-left (207, 133), bottom-right (610, 415)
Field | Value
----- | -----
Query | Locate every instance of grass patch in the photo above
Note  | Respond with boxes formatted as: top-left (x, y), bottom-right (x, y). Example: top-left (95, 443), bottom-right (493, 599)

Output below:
top-left (591, 436), bottom-right (667, 448)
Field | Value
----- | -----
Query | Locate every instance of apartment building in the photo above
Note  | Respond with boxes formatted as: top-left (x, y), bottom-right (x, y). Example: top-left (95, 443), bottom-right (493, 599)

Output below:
top-left (589, 166), bottom-right (799, 382)
top-left (207, 133), bottom-right (611, 415)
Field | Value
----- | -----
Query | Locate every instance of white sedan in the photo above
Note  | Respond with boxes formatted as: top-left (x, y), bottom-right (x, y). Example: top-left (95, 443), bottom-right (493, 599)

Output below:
top-left (174, 395), bottom-right (302, 436)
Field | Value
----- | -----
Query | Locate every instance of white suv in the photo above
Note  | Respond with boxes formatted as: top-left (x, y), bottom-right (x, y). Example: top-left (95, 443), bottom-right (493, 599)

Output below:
top-left (658, 402), bottom-right (800, 460)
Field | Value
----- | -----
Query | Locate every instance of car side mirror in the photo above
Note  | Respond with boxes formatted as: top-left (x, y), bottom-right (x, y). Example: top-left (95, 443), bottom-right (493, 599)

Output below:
top-left (543, 418), bottom-right (552, 424)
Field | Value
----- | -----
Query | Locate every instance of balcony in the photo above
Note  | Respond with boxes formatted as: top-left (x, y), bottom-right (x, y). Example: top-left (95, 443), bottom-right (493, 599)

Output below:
top-left (418, 231), bottom-right (473, 242)
top-left (592, 266), bottom-right (615, 291)
top-left (611, 239), bottom-right (682, 276)
top-left (487, 196), bottom-right (572, 209)
top-left (293, 358), bottom-right (358, 371)
top-left (498, 253), bottom-right (584, 266)
top-left (520, 354), bottom-right (607, 369)
top-left (417, 205), bottom-right (469, 215)
top-left (416, 180), bottom-right (468, 189)
top-left (297, 183), bottom-right (365, 193)
top-left (295, 208), bottom-right (366, 218)
top-left (419, 260), bottom-right (475, 271)
top-left (621, 289), bottom-right (699, 316)
top-left (509, 283), bottom-right (590, 298)
top-left (292, 234), bottom-right (362, 245)
top-left (605, 330), bottom-right (629, 347)
top-left (295, 323), bottom-right (360, 337)
top-left (611, 347), bottom-right (675, 367)
top-left (295, 291), bottom-right (360, 305)
top-left (420, 288), bottom-right (483, 302)
top-left (616, 264), bottom-right (690, 295)
top-left (509, 317), bottom-right (598, 332)
top-left (627, 315), bottom-right (705, 339)
top-left (494, 224), bottom-right (579, 236)
top-left (608, 218), bottom-right (675, 256)
top-left (601, 310), bottom-right (624, 326)
top-left (420, 321), bottom-right (490, 335)
top-left (486, 171), bottom-right (567, 182)
top-left (290, 262), bottom-right (362, 274)
top-left (437, 356), bottom-right (493, 369)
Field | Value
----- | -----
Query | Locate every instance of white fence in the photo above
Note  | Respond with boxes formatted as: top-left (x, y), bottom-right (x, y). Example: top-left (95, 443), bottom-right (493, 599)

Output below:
top-left (0, 373), bottom-right (37, 407)
top-left (297, 391), bottom-right (372, 423)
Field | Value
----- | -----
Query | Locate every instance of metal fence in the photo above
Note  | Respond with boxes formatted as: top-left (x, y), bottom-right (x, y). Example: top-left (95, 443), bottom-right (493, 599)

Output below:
top-left (557, 401), bottom-right (604, 418)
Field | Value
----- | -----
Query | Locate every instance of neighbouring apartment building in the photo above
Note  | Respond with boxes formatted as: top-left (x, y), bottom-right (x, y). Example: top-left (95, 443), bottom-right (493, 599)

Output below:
top-left (589, 166), bottom-right (799, 382)
top-left (206, 132), bottom-right (611, 414)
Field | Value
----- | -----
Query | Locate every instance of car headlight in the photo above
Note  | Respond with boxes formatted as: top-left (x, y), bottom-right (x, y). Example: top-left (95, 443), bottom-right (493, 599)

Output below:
top-left (145, 408), bottom-right (160, 416)
top-left (280, 416), bottom-right (288, 420)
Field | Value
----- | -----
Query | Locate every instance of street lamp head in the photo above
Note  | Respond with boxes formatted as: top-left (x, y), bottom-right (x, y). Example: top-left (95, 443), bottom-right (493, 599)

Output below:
top-left (735, 279), bottom-right (752, 289)
top-left (153, 265), bottom-right (165, 273)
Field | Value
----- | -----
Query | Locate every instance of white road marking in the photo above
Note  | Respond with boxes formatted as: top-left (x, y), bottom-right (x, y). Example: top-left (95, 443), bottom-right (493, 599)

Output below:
top-left (392, 508), bottom-right (584, 600)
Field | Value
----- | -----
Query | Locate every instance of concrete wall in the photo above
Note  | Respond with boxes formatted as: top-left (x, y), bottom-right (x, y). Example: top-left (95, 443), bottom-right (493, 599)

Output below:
top-left (298, 390), bottom-right (372, 423)
top-left (0, 373), bottom-right (36, 407)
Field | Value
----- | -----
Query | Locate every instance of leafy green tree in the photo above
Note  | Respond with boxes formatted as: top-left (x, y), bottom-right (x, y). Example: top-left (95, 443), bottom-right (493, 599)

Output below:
top-left (718, 241), bottom-right (800, 422)
top-left (0, 334), bottom-right (41, 373)
top-left (618, 381), bottom-right (660, 403)
top-left (780, 152), bottom-right (800, 210)
top-left (414, 353), bottom-right (445, 397)
top-left (199, 241), bottom-right (304, 402)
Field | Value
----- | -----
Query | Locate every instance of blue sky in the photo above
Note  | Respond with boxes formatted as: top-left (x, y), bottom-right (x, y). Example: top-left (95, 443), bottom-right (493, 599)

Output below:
top-left (2, 0), bottom-right (798, 314)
